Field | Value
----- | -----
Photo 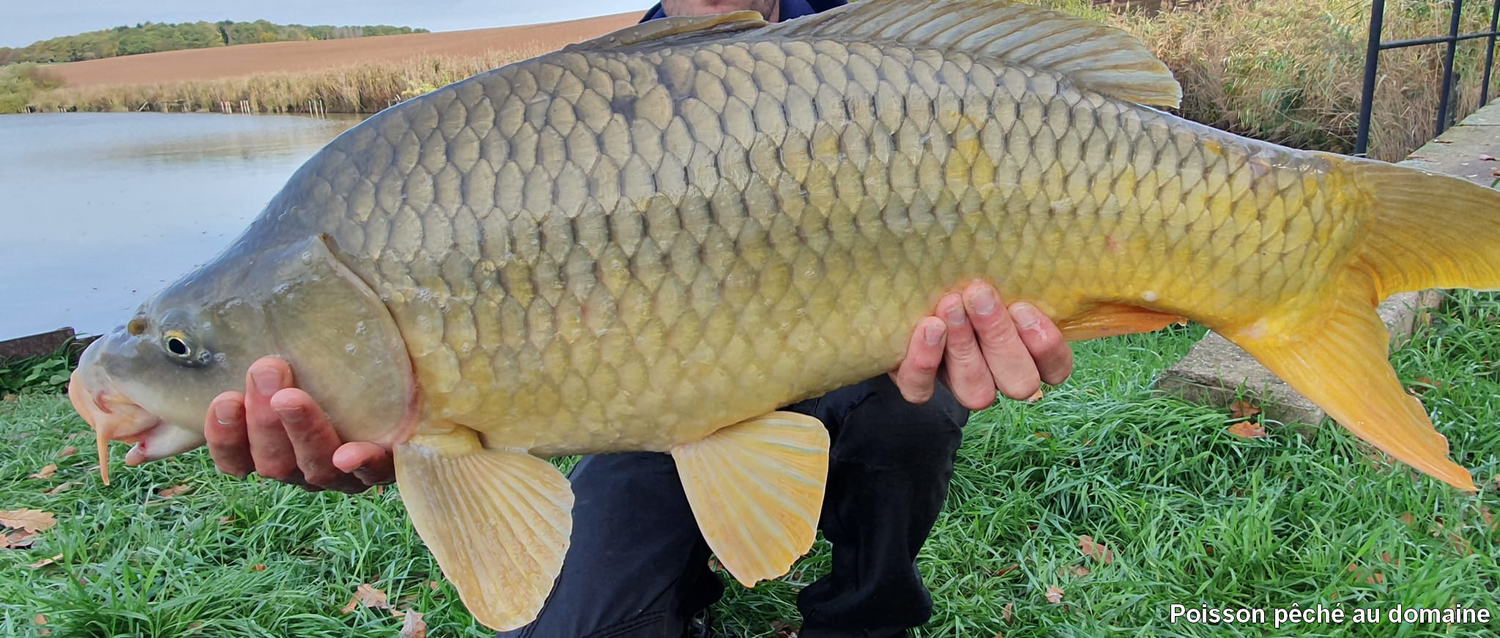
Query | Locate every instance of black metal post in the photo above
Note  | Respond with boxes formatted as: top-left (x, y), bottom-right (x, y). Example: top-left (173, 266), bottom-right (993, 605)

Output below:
top-left (1482, 0), bottom-right (1500, 103)
top-left (1355, 0), bottom-right (1387, 156)
top-left (1436, 0), bottom-right (1466, 135)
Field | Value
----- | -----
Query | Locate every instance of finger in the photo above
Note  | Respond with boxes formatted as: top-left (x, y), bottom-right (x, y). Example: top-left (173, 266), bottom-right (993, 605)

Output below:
top-left (891, 317), bottom-right (947, 404)
top-left (244, 357), bottom-right (300, 482)
top-left (204, 392), bottom-right (253, 478)
top-left (937, 293), bottom-right (1000, 410)
top-left (270, 388), bottom-right (348, 489)
top-left (963, 282), bottom-right (1041, 401)
top-left (1010, 302), bottom-right (1074, 386)
top-left (335, 442), bottom-right (396, 486)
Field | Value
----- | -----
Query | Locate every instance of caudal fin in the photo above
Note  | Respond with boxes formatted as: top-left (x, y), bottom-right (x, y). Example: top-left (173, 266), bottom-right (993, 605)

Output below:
top-left (1327, 153), bottom-right (1500, 298)
top-left (1226, 275), bottom-right (1474, 491)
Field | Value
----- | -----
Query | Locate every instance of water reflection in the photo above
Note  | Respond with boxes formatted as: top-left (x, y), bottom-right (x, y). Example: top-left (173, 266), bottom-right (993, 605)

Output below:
top-left (0, 113), bottom-right (363, 340)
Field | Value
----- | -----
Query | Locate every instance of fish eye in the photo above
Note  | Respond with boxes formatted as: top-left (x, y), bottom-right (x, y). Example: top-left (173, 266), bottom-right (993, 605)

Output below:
top-left (161, 329), bottom-right (206, 366)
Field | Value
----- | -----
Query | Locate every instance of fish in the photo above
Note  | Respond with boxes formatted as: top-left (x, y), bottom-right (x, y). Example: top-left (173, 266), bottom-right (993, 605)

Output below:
top-left (67, 0), bottom-right (1500, 629)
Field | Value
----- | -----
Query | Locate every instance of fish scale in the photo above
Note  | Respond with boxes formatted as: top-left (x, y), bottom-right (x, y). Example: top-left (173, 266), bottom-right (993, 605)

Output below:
top-left (237, 24), bottom-right (1340, 456)
top-left (72, 1), bottom-right (1500, 628)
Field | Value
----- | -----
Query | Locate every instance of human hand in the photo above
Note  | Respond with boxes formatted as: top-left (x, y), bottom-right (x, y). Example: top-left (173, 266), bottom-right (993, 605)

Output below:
top-left (204, 357), bottom-right (394, 492)
top-left (890, 280), bottom-right (1073, 410)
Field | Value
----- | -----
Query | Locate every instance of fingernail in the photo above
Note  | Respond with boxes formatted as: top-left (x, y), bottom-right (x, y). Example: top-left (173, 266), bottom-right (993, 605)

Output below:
top-left (924, 323), bottom-right (944, 345)
top-left (969, 288), bottom-right (996, 316)
top-left (274, 405), bottom-right (304, 425)
top-left (944, 303), bottom-right (966, 327)
top-left (251, 368), bottom-right (281, 396)
top-left (1011, 303), bottom-right (1040, 329)
top-left (213, 401), bottom-right (238, 427)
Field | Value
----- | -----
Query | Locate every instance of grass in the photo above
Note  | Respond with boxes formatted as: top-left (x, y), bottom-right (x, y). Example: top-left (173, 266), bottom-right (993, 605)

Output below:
top-left (3, 292), bottom-right (1498, 636)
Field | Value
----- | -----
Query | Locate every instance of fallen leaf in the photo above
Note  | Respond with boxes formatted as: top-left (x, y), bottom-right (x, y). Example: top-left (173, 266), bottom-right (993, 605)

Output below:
top-left (1001, 602), bottom-right (1013, 622)
top-left (1482, 154), bottom-right (1497, 161)
top-left (341, 583), bottom-right (389, 613)
top-left (1230, 400), bottom-right (1261, 419)
top-left (2, 394), bottom-right (16, 402)
top-left (252, 563), bottom-right (266, 572)
top-left (1480, 505), bottom-right (1496, 531)
top-left (28, 465), bottom-right (56, 480)
top-left (0, 509), bottom-right (57, 533)
top-left (158, 484), bottom-right (190, 498)
top-left (5, 529), bottom-right (38, 548)
top-left (1398, 512), bottom-right (1416, 527)
top-left (1063, 564), bottom-right (1090, 578)
top-left (28, 553), bottom-right (62, 569)
top-left (1045, 585), bottom-right (1065, 604)
top-left (993, 563), bottom-right (1020, 578)
top-left (1025, 388), bottom-right (1044, 403)
top-left (426, 580), bottom-right (441, 591)
top-left (44, 482), bottom-right (79, 496)
top-left (219, 515), bottom-right (236, 524)
top-left (1492, 167), bottom-right (1500, 177)
top-left (1227, 421), bottom-right (1267, 439)
top-left (771, 619), bottom-right (799, 638)
top-left (35, 613), bottom-right (50, 636)
top-left (398, 611), bottom-right (426, 638)
top-left (58, 446), bottom-right (76, 459)
top-left (1078, 535), bottom-right (1115, 564)
top-left (1032, 432), bottom-right (1051, 439)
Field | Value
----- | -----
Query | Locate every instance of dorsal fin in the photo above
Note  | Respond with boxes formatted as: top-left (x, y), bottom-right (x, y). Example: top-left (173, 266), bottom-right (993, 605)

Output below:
top-left (566, 0), bottom-right (1179, 109)
top-left (563, 10), bottom-right (767, 52)
top-left (770, 0), bottom-right (1179, 108)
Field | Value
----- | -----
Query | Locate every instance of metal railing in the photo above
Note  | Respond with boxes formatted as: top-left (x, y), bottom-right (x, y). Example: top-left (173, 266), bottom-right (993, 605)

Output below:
top-left (1356, 0), bottom-right (1500, 155)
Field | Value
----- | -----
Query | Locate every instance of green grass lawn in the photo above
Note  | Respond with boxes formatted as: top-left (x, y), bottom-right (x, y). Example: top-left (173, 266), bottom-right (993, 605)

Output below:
top-left (3, 293), bottom-right (1498, 637)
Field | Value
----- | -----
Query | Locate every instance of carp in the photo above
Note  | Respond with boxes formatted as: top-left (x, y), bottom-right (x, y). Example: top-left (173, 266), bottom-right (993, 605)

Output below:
top-left (69, 0), bottom-right (1499, 629)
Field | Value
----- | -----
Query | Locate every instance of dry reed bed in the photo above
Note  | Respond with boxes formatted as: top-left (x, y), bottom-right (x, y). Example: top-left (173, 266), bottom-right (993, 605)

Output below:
top-left (26, 0), bottom-right (1500, 160)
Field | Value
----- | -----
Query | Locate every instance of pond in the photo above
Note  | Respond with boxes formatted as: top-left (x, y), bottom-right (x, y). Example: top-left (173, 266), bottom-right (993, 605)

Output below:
top-left (0, 112), bottom-right (363, 341)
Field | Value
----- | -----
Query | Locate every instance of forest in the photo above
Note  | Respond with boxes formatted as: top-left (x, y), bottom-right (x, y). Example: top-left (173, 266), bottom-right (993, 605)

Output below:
top-left (0, 21), bottom-right (429, 65)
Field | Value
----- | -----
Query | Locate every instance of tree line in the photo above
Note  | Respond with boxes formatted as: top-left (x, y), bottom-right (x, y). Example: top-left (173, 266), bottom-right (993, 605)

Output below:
top-left (0, 21), bottom-right (430, 66)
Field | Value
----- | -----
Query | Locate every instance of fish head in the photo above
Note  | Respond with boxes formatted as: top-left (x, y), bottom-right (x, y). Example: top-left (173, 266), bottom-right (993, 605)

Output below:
top-left (71, 234), bottom-right (418, 484)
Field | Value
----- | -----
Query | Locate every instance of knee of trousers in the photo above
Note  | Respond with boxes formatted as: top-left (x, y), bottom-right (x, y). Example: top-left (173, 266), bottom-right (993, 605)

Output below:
top-left (831, 384), bottom-right (966, 470)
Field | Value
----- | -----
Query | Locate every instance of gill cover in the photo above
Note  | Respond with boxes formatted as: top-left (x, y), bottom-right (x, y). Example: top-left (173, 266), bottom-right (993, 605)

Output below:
top-left (260, 235), bottom-right (417, 447)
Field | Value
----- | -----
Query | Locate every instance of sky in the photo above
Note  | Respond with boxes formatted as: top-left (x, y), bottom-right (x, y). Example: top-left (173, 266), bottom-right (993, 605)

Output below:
top-left (3, 0), bottom-right (649, 48)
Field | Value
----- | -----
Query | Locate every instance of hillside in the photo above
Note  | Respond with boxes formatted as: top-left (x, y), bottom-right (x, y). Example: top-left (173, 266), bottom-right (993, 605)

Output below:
top-left (0, 21), bottom-right (429, 66)
top-left (45, 12), bottom-right (638, 88)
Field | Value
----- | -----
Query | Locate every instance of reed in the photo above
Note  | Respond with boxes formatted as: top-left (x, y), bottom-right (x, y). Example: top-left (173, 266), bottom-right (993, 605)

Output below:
top-left (1112, 0), bottom-right (1500, 160)
top-left (27, 47), bottom-right (548, 115)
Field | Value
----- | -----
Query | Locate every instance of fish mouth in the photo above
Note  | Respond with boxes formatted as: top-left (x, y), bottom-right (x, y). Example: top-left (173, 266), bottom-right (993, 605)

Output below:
top-left (69, 367), bottom-right (203, 484)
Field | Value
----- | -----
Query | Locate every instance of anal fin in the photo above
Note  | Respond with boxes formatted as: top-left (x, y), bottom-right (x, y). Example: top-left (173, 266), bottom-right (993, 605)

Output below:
top-left (1058, 302), bottom-right (1188, 341)
top-left (394, 429), bottom-right (574, 631)
top-left (671, 411), bottom-right (830, 587)
top-left (1226, 279), bottom-right (1474, 491)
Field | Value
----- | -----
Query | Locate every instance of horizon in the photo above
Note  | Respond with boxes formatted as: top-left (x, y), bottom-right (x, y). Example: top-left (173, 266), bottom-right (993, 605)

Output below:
top-left (3, 0), bottom-right (648, 49)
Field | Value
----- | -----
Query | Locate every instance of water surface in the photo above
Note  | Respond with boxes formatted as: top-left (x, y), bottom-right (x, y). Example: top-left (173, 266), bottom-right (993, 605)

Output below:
top-left (0, 112), bottom-right (362, 340)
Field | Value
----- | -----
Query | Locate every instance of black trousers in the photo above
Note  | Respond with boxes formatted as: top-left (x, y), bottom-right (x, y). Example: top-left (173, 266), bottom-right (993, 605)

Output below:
top-left (497, 375), bottom-right (967, 638)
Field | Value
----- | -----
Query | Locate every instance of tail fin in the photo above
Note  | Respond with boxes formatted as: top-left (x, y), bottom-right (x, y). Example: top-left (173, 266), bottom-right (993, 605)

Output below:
top-left (1225, 273), bottom-right (1475, 491)
top-left (1329, 153), bottom-right (1500, 298)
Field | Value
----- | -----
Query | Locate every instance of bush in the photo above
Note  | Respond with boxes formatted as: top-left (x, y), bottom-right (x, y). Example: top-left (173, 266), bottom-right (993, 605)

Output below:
top-left (0, 63), bottom-right (63, 113)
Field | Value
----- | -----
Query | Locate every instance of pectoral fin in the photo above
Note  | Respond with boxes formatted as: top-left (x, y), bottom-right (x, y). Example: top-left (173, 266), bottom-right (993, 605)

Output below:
top-left (393, 429), bottom-right (574, 631)
top-left (671, 411), bottom-right (830, 587)
top-left (1226, 280), bottom-right (1474, 491)
top-left (1058, 302), bottom-right (1187, 341)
